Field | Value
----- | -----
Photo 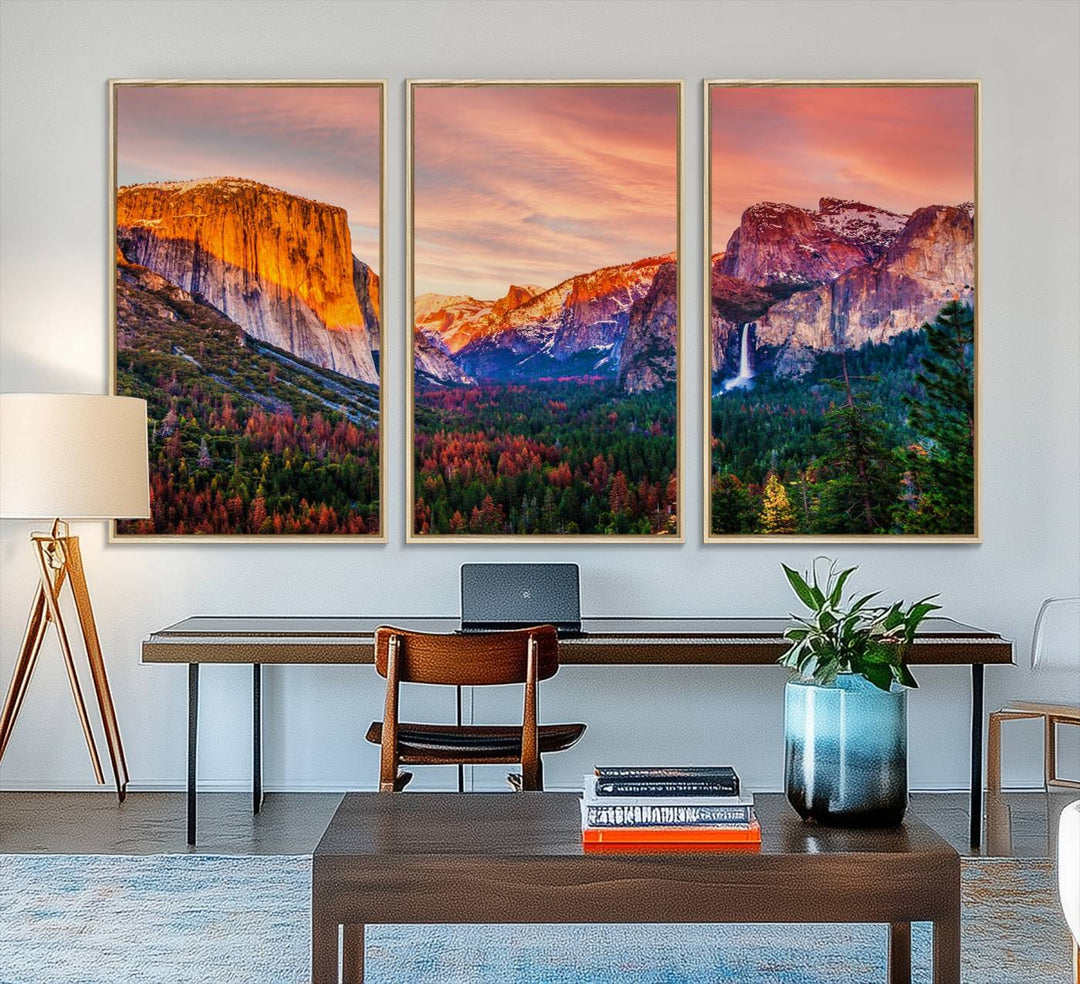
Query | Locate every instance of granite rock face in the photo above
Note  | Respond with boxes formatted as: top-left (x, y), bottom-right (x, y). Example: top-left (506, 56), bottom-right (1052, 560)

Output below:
top-left (618, 260), bottom-right (678, 393)
top-left (710, 199), bottom-right (975, 378)
top-left (755, 204), bottom-right (975, 355)
top-left (116, 178), bottom-right (379, 383)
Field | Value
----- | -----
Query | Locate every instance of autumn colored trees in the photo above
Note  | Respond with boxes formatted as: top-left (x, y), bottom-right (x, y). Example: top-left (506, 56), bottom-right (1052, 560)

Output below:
top-left (414, 380), bottom-right (677, 536)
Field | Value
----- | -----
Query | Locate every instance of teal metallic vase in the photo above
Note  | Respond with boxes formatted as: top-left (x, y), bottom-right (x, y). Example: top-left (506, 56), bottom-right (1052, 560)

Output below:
top-left (784, 673), bottom-right (908, 826)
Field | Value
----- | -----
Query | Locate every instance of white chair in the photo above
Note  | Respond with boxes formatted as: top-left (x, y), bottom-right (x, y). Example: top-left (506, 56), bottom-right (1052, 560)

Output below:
top-left (988, 598), bottom-right (1080, 791)
top-left (1059, 799), bottom-right (1080, 983)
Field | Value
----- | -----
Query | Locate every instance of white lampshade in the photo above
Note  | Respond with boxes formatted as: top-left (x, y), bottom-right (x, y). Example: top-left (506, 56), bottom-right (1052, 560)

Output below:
top-left (1031, 597), bottom-right (1080, 672)
top-left (0, 393), bottom-right (150, 520)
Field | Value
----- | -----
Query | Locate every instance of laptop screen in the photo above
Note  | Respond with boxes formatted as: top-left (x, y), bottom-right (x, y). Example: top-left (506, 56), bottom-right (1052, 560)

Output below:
top-left (460, 563), bottom-right (581, 631)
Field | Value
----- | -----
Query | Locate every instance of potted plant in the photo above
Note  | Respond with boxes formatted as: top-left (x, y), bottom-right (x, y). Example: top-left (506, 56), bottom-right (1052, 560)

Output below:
top-left (779, 558), bottom-right (940, 826)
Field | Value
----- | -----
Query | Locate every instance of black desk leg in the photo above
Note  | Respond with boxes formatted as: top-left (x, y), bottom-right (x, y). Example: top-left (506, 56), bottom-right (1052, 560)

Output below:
top-left (253, 663), bottom-right (263, 814)
top-left (187, 663), bottom-right (199, 847)
top-left (969, 663), bottom-right (984, 848)
top-left (456, 684), bottom-right (465, 793)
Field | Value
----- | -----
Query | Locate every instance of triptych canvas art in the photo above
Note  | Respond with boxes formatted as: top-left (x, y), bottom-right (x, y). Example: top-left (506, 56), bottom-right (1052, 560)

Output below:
top-left (109, 79), bottom-right (978, 544)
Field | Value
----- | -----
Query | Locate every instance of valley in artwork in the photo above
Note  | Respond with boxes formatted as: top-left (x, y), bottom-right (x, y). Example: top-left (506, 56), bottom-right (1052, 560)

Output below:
top-left (411, 84), bottom-right (680, 537)
top-left (708, 84), bottom-right (978, 538)
top-left (112, 85), bottom-right (382, 537)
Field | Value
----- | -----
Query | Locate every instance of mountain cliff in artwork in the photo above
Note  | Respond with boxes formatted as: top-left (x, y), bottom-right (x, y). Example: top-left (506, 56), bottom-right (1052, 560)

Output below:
top-left (711, 197), bottom-right (974, 378)
top-left (116, 178), bottom-right (379, 384)
top-left (415, 253), bottom-right (676, 392)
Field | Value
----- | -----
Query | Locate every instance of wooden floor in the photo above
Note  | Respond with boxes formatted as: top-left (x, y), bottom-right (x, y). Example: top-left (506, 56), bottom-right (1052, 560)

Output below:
top-left (0, 789), bottom-right (1073, 857)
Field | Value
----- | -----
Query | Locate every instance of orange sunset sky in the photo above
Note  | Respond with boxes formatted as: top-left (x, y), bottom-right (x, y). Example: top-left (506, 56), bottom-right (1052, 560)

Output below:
top-left (413, 84), bottom-right (679, 301)
top-left (710, 84), bottom-right (976, 249)
top-left (116, 85), bottom-right (382, 273)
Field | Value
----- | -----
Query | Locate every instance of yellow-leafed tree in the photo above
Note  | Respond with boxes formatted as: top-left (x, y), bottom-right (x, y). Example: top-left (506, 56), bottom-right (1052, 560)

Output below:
top-left (760, 473), bottom-right (797, 534)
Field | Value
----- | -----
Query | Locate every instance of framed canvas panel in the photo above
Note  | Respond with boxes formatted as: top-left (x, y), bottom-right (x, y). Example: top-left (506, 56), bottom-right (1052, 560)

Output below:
top-left (704, 80), bottom-right (980, 543)
top-left (109, 80), bottom-right (386, 541)
top-left (408, 80), bottom-right (683, 542)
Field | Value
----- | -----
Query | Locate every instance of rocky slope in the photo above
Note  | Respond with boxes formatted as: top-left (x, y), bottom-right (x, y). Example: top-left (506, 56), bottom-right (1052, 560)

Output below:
top-left (414, 334), bottom-right (476, 386)
top-left (116, 177), bottom-right (379, 384)
top-left (617, 260), bottom-right (678, 393)
top-left (353, 258), bottom-right (381, 356)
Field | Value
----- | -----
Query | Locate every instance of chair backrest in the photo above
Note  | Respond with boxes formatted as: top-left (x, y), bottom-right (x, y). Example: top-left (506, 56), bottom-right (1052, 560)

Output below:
top-left (1031, 597), bottom-right (1080, 671)
top-left (374, 625), bottom-right (559, 686)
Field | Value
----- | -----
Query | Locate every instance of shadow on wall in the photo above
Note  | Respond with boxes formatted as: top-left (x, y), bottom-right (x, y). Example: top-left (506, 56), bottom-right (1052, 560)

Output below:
top-left (0, 348), bottom-right (102, 394)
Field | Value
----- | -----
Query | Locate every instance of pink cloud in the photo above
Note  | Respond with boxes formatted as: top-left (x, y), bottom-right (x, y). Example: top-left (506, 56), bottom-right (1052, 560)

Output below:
top-left (709, 84), bottom-right (976, 251)
top-left (115, 85), bottom-right (382, 271)
top-left (412, 84), bottom-right (679, 299)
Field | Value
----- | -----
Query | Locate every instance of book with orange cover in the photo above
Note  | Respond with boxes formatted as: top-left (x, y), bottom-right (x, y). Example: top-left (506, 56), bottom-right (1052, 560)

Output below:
top-left (582, 818), bottom-right (761, 846)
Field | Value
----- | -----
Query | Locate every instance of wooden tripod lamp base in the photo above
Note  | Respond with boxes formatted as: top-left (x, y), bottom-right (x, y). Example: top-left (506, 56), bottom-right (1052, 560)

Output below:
top-left (0, 521), bottom-right (129, 800)
top-left (0, 393), bottom-right (150, 800)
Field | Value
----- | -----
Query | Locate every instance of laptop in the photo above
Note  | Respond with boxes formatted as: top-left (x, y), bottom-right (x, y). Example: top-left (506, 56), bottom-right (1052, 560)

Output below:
top-left (460, 563), bottom-right (582, 636)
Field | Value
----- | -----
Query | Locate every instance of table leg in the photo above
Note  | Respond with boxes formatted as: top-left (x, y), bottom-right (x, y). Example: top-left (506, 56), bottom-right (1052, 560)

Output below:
top-left (969, 663), bottom-right (984, 848)
top-left (342, 924), bottom-right (364, 983)
top-left (187, 663), bottom-right (199, 847)
top-left (933, 911), bottom-right (962, 984)
top-left (311, 912), bottom-right (339, 984)
top-left (456, 684), bottom-right (464, 793)
top-left (253, 663), bottom-right (263, 814)
top-left (888, 922), bottom-right (911, 984)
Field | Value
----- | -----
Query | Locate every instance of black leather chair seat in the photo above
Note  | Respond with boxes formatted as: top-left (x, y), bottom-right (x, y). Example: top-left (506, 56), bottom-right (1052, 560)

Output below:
top-left (365, 721), bottom-right (586, 760)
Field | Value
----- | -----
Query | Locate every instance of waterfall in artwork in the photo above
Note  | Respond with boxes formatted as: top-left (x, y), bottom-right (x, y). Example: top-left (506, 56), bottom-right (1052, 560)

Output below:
top-left (723, 323), bottom-right (755, 392)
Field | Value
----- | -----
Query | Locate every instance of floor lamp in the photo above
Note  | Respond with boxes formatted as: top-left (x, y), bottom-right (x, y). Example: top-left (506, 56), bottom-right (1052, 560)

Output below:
top-left (0, 393), bottom-right (150, 800)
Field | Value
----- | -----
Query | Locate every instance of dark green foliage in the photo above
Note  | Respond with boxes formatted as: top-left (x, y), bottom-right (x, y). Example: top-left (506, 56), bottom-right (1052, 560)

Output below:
top-left (711, 473), bottom-right (757, 534)
top-left (812, 360), bottom-right (901, 534)
top-left (709, 304), bottom-right (976, 536)
top-left (779, 559), bottom-right (941, 691)
top-left (895, 301), bottom-right (976, 534)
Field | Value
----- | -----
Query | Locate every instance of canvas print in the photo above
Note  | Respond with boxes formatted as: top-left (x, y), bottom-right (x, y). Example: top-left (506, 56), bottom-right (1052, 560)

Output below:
top-left (409, 81), bottom-right (681, 540)
top-left (111, 81), bottom-right (384, 539)
top-left (706, 82), bottom-right (978, 540)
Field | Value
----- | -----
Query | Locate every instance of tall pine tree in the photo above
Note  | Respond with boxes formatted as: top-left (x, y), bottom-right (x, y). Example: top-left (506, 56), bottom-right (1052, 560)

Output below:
top-left (813, 353), bottom-right (900, 534)
top-left (897, 300), bottom-right (976, 534)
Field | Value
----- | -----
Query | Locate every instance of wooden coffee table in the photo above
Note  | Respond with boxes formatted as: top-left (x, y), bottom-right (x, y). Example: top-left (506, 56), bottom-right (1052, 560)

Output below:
top-left (312, 792), bottom-right (960, 984)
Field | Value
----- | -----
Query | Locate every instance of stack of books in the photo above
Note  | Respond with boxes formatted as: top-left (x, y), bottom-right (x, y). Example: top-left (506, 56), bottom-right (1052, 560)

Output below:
top-left (581, 766), bottom-right (760, 848)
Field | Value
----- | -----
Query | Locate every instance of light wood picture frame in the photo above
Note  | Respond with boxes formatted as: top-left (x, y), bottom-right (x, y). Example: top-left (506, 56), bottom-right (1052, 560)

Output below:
top-left (109, 79), bottom-right (387, 542)
top-left (704, 80), bottom-right (980, 543)
top-left (407, 79), bottom-right (683, 543)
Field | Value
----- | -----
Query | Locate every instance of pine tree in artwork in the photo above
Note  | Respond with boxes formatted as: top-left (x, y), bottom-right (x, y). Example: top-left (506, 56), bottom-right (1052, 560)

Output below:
top-left (897, 300), bottom-right (976, 534)
top-left (813, 353), bottom-right (900, 534)
top-left (712, 472), bottom-right (757, 534)
top-left (760, 473), bottom-right (797, 534)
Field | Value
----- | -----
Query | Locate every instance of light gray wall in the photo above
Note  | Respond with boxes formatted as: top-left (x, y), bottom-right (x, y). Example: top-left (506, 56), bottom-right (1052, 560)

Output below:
top-left (1, 0), bottom-right (1077, 794)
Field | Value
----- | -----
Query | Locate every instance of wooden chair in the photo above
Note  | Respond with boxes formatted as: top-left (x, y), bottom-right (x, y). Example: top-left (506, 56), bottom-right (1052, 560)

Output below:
top-left (365, 625), bottom-right (586, 792)
top-left (987, 598), bottom-right (1080, 793)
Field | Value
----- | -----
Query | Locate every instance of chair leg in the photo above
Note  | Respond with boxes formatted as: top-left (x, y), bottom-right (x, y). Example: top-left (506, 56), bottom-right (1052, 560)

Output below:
top-left (987, 712), bottom-right (1003, 791)
top-left (1045, 716), bottom-right (1056, 792)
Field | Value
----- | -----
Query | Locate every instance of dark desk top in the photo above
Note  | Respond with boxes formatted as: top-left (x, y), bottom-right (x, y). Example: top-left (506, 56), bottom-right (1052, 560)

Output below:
top-left (314, 791), bottom-right (954, 861)
top-left (142, 615), bottom-right (1013, 666)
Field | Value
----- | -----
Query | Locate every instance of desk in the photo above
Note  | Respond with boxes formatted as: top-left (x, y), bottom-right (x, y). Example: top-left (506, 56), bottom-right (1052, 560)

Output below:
top-left (311, 791), bottom-right (961, 984)
top-left (141, 616), bottom-right (1012, 846)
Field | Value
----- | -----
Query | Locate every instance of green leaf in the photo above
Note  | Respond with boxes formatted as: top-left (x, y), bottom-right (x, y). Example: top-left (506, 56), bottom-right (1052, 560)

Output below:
top-left (863, 663), bottom-right (894, 692)
top-left (782, 564), bottom-right (818, 610)
top-left (895, 664), bottom-right (919, 689)
top-left (829, 566), bottom-right (856, 607)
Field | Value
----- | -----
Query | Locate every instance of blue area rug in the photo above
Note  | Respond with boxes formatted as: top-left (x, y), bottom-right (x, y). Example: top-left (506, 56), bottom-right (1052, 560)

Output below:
top-left (0, 854), bottom-right (1071, 983)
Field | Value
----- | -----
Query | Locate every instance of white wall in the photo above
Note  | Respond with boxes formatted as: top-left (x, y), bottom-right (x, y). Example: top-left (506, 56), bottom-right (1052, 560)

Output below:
top-left (1, 0), bottom-right (1077, 796)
